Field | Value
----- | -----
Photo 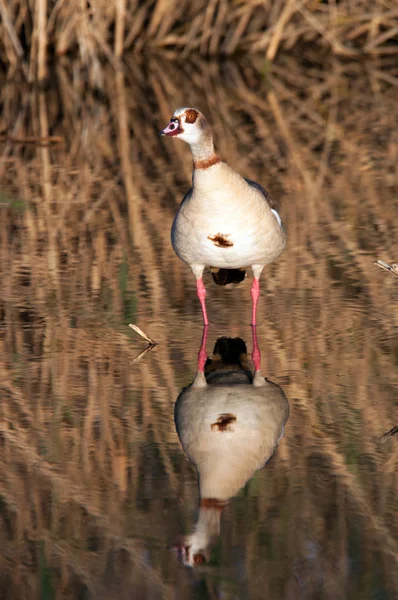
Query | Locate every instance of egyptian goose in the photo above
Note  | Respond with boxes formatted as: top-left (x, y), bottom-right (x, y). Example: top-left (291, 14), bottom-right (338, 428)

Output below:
top-left (174, 328), bottom-right (289, 566)
top-left (160, 107), bottom-right (286, 325)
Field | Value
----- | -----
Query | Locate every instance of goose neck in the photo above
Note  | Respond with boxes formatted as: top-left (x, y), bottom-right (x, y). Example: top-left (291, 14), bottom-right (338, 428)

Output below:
top-left (190, 134), bottom-right (219, 170)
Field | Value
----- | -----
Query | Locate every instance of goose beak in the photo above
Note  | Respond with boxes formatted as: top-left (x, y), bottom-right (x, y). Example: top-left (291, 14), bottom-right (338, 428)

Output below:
top-left (159, 121), bottom-right (181, 137)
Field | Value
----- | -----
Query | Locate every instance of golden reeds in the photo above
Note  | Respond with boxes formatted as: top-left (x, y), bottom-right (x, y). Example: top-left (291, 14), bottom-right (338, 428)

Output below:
top-left (1, 0), bottom-right (398, 81)
top-left (0, 56), bottom-right (398, 597)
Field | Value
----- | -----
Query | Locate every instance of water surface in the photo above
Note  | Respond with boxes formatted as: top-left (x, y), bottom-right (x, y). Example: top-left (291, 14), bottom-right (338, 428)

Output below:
top-left (1, 56), bottom-right (398, 599)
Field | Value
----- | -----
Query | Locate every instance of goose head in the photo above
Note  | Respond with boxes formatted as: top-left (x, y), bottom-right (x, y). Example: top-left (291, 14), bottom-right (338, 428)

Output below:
top-left (173, 535), bottom-right (211, 568)
top-left (173, 503), bottom-right (224, 567)
top-left (159, 107), bottom-right (209, 145)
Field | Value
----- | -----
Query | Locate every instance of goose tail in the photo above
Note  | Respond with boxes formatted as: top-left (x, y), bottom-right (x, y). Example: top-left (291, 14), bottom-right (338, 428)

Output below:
top-left (205, 337), bottom-right (252, 383)
top-left (210, 268), bottom-right (246, 286)
top-left (212, 337), bottom-right (248, 368)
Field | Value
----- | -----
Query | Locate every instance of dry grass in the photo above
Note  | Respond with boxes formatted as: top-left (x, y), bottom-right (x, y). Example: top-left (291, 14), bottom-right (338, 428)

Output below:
top-left (1, 0), bottom-right (398, 81)
top-left (0, 55), bottom-right (398, 597)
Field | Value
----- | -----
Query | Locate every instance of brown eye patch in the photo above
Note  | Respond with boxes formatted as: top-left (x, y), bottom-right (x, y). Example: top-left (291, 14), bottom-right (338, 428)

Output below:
top-left (185, 109), bottom-right (198, 124)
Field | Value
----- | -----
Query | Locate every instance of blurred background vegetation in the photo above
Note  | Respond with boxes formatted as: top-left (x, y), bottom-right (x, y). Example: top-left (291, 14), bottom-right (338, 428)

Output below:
top-left (1, 0), bottom-right (398, 82)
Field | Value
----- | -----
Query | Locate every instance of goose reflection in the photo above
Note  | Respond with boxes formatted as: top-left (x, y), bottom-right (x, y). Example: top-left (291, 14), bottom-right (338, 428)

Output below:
top-left (174, 326), bottom-right (289, 567)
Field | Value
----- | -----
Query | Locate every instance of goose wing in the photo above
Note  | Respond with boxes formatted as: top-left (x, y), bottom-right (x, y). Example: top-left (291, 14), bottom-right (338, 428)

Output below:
top-left (245, 178), bottom-right (282, 227)
top-left (180, 187), bottom-right (192, 206)
top-left (244, 178), bottom-right (274, 207)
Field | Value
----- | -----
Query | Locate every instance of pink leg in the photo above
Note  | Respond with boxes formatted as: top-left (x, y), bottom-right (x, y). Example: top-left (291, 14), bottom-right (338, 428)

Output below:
top-left (251, 325), bottom-right (261, 372)
top-left (197, 325), bottom-right (209, 372)
top-left (250, 277), bottom-right (260, 326)
top-left (196, 278), bottom-right (209, 326)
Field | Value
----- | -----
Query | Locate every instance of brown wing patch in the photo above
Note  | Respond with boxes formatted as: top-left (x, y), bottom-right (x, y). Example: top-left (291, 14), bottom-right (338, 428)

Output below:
top-left (211, 413), bottom-right (237, 432)
top-left (207, 233), bottom-right (233, 248)
top-left (185, 108), bottom-right (198, 123)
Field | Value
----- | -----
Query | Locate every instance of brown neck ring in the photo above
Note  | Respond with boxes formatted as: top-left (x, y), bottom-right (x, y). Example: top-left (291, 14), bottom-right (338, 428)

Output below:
top-left (194, 155), bottom-right (221, 170)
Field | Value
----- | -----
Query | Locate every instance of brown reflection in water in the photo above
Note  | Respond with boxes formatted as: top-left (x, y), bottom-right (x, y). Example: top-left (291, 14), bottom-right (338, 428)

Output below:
top-left (0, 57), bottom-right (397, 598)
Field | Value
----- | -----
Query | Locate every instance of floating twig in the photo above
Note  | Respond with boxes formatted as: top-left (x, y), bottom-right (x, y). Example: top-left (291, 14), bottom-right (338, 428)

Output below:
top-left (128, 324), bottom-right (157, 364)
top-left (132, 344), bottom-right (157, 364)
top-left (128, 323), bottom-right (157, 346)
top-left (380, 426), bottom-right (398, 443)
top-left (375, 260), bottom-right (398, 276)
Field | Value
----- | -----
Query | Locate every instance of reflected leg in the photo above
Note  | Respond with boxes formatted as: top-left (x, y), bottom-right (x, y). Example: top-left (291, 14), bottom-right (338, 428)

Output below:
top-left (198, 325), bottom-right (209, 372)
top-left (251, 325), bottom-right (261, 372)
top-left (196, 277), bottom-right (209, 326)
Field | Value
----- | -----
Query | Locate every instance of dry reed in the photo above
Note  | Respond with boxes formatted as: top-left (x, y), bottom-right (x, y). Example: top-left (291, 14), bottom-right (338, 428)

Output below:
top-left (1, 0), bottom-right (398, 82)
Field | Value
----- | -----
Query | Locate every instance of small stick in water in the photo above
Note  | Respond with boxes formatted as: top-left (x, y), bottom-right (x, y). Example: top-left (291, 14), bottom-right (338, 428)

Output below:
top-left (380, 426), bottom-right (398, 443)
top-left (128, 323), bottom-right (157, 346)
top-left (375, 260), bottom-right (398, 276)
top-left (132, 344), bottom-right (157, 364)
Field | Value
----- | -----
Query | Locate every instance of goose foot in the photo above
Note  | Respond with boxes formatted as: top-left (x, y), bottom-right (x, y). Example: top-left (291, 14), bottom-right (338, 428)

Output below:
top-left (196, 278), bottom-right (209, 326)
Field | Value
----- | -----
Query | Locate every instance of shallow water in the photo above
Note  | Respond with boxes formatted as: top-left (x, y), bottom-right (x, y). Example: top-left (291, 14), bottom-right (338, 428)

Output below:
top-left (0, 56), bottom-right (398, 599)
